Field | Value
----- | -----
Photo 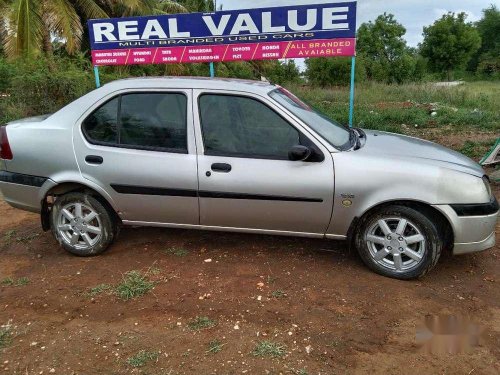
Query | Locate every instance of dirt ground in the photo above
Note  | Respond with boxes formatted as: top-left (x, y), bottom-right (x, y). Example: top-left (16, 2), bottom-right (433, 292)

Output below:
top-left (0, 175), bottom-right (499, 375)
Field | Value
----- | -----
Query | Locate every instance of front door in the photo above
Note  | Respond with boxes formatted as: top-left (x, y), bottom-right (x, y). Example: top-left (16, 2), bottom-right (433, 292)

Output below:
top-left (194, 90), bottom-right (335, 235)
top-left (73, 89), bottom-right (199, 225)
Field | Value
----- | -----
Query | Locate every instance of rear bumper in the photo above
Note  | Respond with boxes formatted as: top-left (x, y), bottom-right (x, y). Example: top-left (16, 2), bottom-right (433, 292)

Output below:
top-left (0, 171), bottom-right (54, 213)
top-left (433, 202), bottom-right (498, 255)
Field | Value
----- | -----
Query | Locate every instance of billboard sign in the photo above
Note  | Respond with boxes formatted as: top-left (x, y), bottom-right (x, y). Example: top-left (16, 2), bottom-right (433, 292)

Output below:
top-left (88, 1), bottom-right (357, 66)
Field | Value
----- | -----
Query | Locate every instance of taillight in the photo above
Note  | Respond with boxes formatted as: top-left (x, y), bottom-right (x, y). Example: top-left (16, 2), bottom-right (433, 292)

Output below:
top-left (0, 126), bottom-right (13, 160)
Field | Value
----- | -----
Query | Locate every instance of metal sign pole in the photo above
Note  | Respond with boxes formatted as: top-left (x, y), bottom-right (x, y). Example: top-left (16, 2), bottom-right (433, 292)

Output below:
top-left (87, 3), bottom-right (356, 82)
top-left (94, 66), bottom-right (101, 88)
top-left (209, 0), bottom-right (216, 78)
top-left (348, 56), bottom-right (356, 128)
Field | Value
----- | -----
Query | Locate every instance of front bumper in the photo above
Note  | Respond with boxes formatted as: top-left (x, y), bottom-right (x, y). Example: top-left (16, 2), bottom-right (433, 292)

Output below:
top-left (453, 231), bottom-right (496, 255)
top-left (433, 202), bottom-right (498, 255)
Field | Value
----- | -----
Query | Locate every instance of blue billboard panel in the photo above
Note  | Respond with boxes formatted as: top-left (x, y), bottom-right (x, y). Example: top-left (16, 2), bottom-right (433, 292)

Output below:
top-left (88, 2), bottom-right (357, 66)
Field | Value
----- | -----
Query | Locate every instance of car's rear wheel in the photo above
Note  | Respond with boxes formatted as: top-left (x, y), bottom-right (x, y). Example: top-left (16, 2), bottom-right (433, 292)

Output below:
top-left (50, 192), bottom-right (116, 256)
top-left (355, 205), bottom-right (443, 279)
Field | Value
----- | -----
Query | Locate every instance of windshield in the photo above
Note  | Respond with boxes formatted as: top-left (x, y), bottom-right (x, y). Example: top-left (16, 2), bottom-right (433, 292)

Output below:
top-left (269, 88), bottom-right (351, 150)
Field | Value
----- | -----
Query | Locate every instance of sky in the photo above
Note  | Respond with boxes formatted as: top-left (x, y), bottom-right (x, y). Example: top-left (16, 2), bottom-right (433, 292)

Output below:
top-left (217, 0), bottom-right (498, 47)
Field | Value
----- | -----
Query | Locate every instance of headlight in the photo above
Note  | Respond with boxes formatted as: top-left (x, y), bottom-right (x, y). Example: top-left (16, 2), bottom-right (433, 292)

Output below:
top-left (483, 176), bottom-right (492, 198)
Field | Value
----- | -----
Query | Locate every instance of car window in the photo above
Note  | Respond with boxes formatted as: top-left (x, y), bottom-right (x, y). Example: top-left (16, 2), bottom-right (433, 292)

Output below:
top-left (199, 94), bottom-right (300, 159)
top-left (269, 88), bottom-right (351, 150)
top-left (82, 97), bottom-right (119, 144)
top-left (120, 93), bottom-right (187, 151)
top-left (82, 92), bottom-right (188, 152)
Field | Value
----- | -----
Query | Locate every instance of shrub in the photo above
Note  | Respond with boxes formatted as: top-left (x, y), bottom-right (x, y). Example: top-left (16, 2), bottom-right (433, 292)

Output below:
top-left (252, 341), bottom-right (286, 358)
top-left (305, 56), bottom-right (366, 87)
top-left (187, 316), bottom-right (217, 331)
top-left (0, 326), bottom-right (12, 349)
top-left (126, 350), bottom-right (158, 367)
top-left (0, 56), bottom-right (94, 123)
top-left (116, 271), bottom-right (155, 301)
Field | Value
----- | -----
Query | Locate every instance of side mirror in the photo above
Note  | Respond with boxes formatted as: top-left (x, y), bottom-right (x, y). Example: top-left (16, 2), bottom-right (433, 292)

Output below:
top-left (288, 145), bottom-right (312, 161)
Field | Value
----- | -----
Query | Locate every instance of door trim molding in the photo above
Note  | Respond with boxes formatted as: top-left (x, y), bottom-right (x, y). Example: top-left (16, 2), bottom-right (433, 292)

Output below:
top-left (111, 184), bottom-right (323, 202)
top-left (111, 184), bottom-right (198, 197)
top-left (198, 191), bottom-right (323, 202)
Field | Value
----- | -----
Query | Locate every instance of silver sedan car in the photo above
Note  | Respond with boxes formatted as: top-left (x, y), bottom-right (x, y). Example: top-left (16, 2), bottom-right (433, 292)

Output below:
top-left (0, 78), bottom-right (498, 279)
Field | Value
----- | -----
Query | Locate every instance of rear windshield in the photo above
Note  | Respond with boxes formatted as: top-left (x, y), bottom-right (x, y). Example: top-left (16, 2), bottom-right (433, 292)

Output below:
top-left (269, 88), bottom-right (351, 150)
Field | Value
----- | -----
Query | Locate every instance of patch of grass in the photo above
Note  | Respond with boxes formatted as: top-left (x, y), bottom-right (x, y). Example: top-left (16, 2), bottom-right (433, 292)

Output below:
top-left (206, 339), bottom-right (225, 354)
top-left (16, 233), bottom-right (40, 243)
top-left (459, 141), bottom-right (477, 158)
top-left (252, 340), bottom-right (287, 358)
top-left (126, 350), bottom-right (158, 368)
top-left (271, 290), bottom-right (287, 299)
top-left (1, 278), bottom-right (13, 286)
top-left (290, 81), bottom-right (500, 132)
top-left (326, 338), bottom-right (345, 349)
top-left (144, 261), bottom-right (161, 276)
top-left (88, 283), bottom-right (112, 297)
top-left (0, 326), bottom-right (12, 349)
top-left (187, 316), bottom-right (217, 331)
top-left (15, 277), bottom-right (29, 286)
top-left (2, 230), bottom-right (15, 241)
top-left (294, 370), bottom-right (308, 375)
top-left (267, 275), bottom-right (278, 284)
top-left (164, 246), bottom-right (189, 257)
top-left (116, 271), bottom-right (155, 301)
top-left (148, 267), bottom-right (161, 275)
top-left (458, 139), bottom-right (497, 160)
top-left (1, 277), bottom-right (29, 286)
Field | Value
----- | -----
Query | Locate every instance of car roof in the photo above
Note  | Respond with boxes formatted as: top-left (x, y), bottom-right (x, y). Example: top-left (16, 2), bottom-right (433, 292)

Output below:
top-left (102, 76), bottom-right (277, 95)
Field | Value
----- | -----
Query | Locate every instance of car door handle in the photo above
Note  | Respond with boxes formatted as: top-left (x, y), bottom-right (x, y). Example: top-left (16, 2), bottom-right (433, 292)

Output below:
top-left (85, 155), bottom-right (103, 165)
top-left (211, 163), bottom-right (232, 173)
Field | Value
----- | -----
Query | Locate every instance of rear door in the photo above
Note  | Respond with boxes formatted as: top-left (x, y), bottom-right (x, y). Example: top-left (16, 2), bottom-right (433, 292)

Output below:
top-left (193, 90), bottom-right (335, 235)
top-left (73, 89), bottom-right (199, 225)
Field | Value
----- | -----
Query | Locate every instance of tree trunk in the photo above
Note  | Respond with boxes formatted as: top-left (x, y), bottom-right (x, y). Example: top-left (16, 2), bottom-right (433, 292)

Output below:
top-left (0, 18), bottom-right (6, 55)
top-left (42, 27), bottom-right (56, 72)
top-left (42, 25), bottom-right (53, 56)
top-left (40, 4), bottom-right (56, 71)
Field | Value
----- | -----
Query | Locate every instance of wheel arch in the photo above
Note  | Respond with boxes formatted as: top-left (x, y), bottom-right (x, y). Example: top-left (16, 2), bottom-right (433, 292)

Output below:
top-left (347, 199), bottom-right (454, 252)
top-left (41, 181), bottom-right (121, 231)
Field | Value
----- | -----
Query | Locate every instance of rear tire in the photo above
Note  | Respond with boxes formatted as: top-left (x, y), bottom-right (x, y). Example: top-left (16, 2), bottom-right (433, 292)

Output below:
top-left (50, 192), bottom-right (116, 256)
top-left (354, 205), bottom-right (442, 280)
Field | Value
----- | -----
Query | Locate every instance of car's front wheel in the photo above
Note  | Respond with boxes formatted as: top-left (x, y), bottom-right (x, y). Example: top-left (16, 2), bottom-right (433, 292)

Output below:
top-left (50, 192), bottom-right (117, 256)
top-left (355, 205), bottom-right (443, 279)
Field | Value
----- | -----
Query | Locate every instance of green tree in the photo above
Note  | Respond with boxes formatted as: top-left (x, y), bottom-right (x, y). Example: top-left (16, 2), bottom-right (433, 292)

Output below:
top-left (474, 5), bottom-right (500, 77)
top-left (102, 0), bottom-right (187, 16)
top-left (1, 0), bottom-right (187, 58)
top-left (357, 13), bottom-right (421, 84)
top-left (262, 60), bottom-right (301, 85)
top-left (0, 1), bottom-right (7, 56)
top-left (357, 13), bottom-right (406, 65)
top-left (420, 12), bottom-right (481, 80)
top-left (305, 57), bottom-right (365, 87)
top-left (176, 0), bottom-right (214, 12)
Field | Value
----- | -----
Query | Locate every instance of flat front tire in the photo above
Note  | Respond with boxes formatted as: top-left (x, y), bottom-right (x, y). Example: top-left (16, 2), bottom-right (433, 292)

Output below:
top-left (50, 192), bottom-right (116, 256)
top-left (355, 205), bottom-right (443, 280)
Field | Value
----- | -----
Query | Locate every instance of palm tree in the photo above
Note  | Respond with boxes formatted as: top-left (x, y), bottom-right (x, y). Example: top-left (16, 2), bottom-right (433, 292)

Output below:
top-left (0, 0), bottom-right (8, 53)
top-left (176, 0), bottom-right (214, 12)
top-left (99, 0), bottom-right (187, 17)
top-left (1, 0), bottom-right (187, 58)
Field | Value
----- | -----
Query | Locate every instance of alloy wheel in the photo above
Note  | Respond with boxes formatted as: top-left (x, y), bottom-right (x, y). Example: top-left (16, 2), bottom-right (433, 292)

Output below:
top-left (365, 217), bottom-right (426, 272)
top-left (56, 202), bottom-right (102, 250)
